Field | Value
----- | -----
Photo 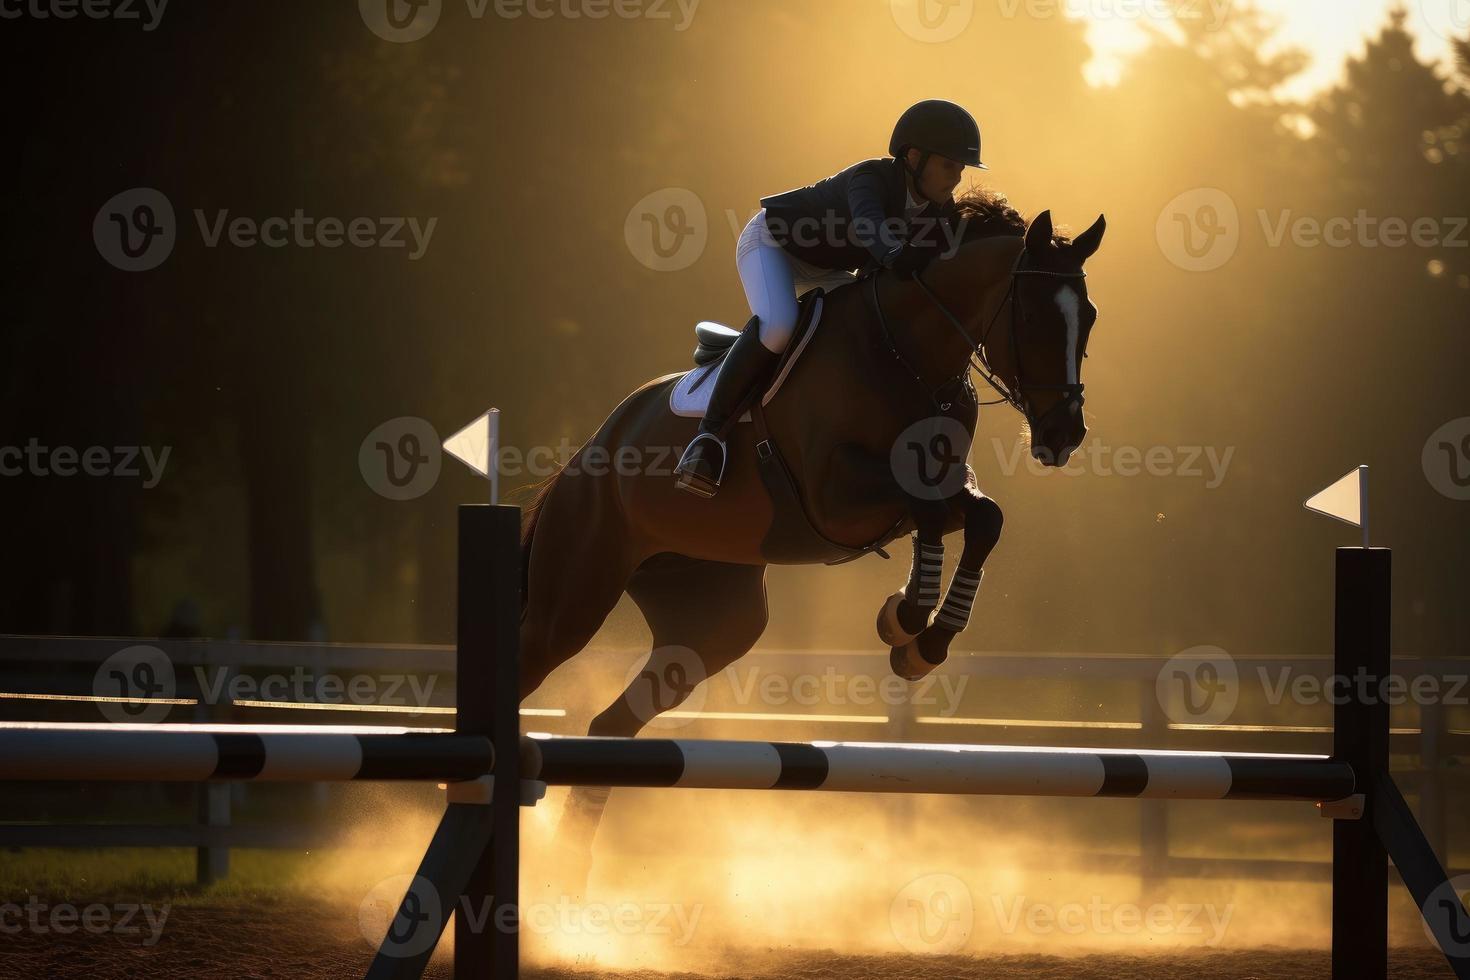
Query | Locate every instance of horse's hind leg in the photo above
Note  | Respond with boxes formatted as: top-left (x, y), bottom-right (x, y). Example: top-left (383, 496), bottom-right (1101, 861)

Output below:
top-left (554, 555), bottom-right (769, 894)
top-left (519, 471), bottom-right (642, 701)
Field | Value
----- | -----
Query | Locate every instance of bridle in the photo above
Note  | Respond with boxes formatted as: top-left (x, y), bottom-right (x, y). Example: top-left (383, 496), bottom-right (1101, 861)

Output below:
top-left (869, 245), bottom-right (1088, 428)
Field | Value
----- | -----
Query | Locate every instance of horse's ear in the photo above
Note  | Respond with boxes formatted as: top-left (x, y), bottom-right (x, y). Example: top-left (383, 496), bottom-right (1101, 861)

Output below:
top-left (1070, 214), bottom-right (1106, 262)
top-left (1025, 210), bottom-right (1053, 252)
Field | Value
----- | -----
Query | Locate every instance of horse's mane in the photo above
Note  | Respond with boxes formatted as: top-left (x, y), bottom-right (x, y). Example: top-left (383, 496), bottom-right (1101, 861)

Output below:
top-left (951, 187), bottom-right (1071, 246)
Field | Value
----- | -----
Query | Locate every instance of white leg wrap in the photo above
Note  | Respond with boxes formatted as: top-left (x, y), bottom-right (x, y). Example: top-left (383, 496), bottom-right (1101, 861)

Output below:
top-left (908, 538), bottom-right (945, 609)
top-left (933, 567), bottom-right (983, 633)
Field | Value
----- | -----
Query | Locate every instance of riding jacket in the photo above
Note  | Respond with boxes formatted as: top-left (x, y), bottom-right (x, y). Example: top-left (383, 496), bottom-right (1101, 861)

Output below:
top-left (759, 157), bottom-right (959, 273)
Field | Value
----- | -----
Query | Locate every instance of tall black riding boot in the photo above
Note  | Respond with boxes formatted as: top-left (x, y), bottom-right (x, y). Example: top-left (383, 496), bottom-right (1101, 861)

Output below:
top-left (674, 316), bottom-right (781, 498)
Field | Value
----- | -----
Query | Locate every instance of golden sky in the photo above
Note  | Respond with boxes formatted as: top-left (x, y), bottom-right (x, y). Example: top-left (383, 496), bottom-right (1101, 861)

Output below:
top-left (1077, 0), bottom-right (1463, 96)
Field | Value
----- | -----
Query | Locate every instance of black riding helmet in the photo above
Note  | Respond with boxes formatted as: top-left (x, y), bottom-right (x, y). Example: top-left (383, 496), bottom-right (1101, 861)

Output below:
top-left (890, 99), bottom-right (987, 173)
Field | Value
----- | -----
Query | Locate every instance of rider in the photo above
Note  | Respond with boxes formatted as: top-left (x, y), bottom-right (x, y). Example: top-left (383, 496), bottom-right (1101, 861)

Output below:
top-left (673, 99), bottom-right (987, 498)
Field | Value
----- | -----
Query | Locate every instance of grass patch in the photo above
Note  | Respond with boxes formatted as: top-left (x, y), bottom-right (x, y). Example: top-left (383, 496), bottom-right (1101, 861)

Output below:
top-left (0, 847), bottom-right (353, 905)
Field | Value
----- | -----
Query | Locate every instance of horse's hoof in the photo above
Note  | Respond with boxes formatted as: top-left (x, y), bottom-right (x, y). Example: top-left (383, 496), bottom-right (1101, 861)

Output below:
top-left (876, 592), bottom-right (920, 646)
top-left (890, 640), bottom-right (941, 681)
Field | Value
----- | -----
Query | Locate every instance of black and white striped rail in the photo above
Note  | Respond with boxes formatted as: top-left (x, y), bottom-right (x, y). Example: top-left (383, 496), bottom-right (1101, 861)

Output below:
top-left (524, 735), bottom-right (1357, 801)
top-left (0, 723), bottom-right (492, 782)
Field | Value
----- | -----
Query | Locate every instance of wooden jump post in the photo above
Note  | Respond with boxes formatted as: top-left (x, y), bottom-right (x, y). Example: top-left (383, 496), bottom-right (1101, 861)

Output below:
top-left (0, 504), bottom-right (1463, 975)
top-left (377, 507), bottom-right (1467, 979)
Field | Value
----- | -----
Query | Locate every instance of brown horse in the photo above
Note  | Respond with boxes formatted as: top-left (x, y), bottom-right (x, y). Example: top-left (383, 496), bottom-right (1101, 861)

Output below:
top-left (516, 195), bottom-right (1104, 885)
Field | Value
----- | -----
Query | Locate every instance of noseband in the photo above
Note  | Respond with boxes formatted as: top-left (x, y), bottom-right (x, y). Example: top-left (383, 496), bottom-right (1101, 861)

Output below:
top-left (874, 246), bottom-right (1087, 429)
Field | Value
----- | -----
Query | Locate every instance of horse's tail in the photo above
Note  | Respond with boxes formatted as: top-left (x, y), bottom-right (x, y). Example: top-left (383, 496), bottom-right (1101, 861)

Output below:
top-left (515, 465), bottom-right (564, 619)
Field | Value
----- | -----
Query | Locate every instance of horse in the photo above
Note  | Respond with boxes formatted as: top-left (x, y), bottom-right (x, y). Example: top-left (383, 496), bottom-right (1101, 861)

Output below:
top-left (515, 193), bottom-right (1105, 888)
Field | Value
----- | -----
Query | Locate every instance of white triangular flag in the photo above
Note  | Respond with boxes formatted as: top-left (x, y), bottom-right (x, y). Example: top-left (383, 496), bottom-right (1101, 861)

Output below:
top-left (443, 411), bottom-right (492, 477)
top-left (1304, 465), bottom-right (1367, 528)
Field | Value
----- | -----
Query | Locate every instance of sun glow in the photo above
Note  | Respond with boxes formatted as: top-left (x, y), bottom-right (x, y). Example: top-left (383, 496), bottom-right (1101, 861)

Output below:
top-left (1072, 0), bottom-right (1462, 97)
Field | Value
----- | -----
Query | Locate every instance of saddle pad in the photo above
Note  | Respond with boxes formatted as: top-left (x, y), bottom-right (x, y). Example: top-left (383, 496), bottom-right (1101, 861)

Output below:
top-left (668, 294), bottom-right (825, 420)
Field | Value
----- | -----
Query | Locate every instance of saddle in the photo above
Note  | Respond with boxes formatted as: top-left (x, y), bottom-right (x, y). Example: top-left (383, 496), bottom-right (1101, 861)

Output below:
top-left (670, 286), bottom-right (907, 566)
top-left (670, 289), bottom-right (826, 420)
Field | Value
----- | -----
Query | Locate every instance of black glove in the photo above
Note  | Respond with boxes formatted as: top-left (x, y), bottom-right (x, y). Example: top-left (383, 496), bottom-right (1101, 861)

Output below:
top-left (889, 244), bottom-right (932, 279)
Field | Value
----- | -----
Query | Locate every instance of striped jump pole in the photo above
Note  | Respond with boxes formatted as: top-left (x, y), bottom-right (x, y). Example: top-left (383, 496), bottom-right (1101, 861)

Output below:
top-left (523, 736), bottom-right (1356, 801)
top-left (0, 724), bottom-right (491, 782)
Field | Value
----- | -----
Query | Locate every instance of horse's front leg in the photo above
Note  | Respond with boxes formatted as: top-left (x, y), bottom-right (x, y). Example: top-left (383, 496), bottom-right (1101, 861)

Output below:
top-left (880, 469), bottom-right (1003, 680)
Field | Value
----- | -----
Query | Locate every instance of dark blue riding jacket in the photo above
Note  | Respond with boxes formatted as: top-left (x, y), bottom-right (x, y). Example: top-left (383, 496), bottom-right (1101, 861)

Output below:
top-left (759, 157), bottom-right (958, 272)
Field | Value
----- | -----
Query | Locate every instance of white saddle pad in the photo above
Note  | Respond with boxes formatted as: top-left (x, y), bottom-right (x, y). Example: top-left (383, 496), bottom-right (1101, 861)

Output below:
top-left (668, 295), bottom-right (825, 420)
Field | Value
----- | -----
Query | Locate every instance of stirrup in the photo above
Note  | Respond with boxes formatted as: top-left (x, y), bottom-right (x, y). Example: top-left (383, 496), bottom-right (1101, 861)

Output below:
top-left (674, 432), bottom-right (727, 498)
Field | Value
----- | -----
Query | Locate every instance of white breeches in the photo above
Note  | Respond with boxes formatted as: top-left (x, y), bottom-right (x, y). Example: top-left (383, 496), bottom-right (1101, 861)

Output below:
top-left (736, 208), bottom-right (858, 353)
